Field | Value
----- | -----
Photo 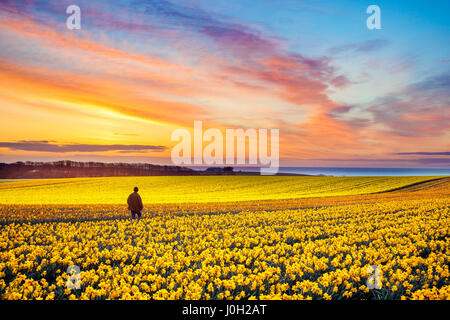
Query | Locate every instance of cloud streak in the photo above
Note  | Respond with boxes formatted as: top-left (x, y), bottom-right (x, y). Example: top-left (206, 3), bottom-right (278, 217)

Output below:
top-left (0, 141), bottom-right (167, 153)
top-left (313, 158), bottom-right (450, 166)
top-left (394, 152), bottom-right (450, 156)
top-left (328, 39), bottom-right (390, 55)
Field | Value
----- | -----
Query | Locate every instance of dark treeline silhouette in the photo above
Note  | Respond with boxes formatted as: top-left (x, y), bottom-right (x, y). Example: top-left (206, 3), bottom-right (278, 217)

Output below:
top-left (0, 161), bottom-right (199, 179)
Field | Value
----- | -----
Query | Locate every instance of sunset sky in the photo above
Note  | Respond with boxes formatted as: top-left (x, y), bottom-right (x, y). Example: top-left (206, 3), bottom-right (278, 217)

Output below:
top-left (0, 0), bottom-right (449, 167)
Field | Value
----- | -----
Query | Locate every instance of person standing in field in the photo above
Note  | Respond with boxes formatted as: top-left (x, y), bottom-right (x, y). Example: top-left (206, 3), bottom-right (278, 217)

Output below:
top-left (127, 187), bottom-right (143, 222)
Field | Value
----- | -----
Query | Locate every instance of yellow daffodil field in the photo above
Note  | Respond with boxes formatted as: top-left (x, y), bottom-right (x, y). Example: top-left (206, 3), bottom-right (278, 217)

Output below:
top-left (0, 176), bottom-right (448, 300)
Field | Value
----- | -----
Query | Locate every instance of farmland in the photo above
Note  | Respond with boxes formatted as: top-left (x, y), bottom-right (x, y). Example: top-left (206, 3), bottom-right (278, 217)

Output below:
top-left (0, 175), bottom-right (441, 204)
top-left (0, 176), bottom-right (449, 300)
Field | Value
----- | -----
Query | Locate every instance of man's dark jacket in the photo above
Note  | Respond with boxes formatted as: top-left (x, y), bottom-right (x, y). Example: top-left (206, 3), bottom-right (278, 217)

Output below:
top-left (127, 192), bottom-right (143, 212)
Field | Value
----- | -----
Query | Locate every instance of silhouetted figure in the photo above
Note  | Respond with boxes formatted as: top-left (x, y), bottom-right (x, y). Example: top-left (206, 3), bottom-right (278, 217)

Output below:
top-left (127, 187), bottom-right (143, 222)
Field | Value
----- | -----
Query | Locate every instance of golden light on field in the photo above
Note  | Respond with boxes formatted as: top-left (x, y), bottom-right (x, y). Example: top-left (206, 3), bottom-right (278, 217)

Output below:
top-left (0, 176), bottom-right (443, 204)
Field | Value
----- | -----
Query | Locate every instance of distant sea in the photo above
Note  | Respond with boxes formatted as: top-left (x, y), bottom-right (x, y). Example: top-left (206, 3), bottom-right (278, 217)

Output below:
top-left (190, 167), bottom-right (450, 177)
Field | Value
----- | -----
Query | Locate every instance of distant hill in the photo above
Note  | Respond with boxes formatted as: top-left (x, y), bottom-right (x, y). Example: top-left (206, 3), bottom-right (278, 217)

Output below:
top-left (0, 161), bottom-right (199, 178)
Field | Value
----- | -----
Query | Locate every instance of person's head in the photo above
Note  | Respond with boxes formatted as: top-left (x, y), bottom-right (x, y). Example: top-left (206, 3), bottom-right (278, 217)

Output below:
top-left (134, 187), bottom-right (139, 192)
